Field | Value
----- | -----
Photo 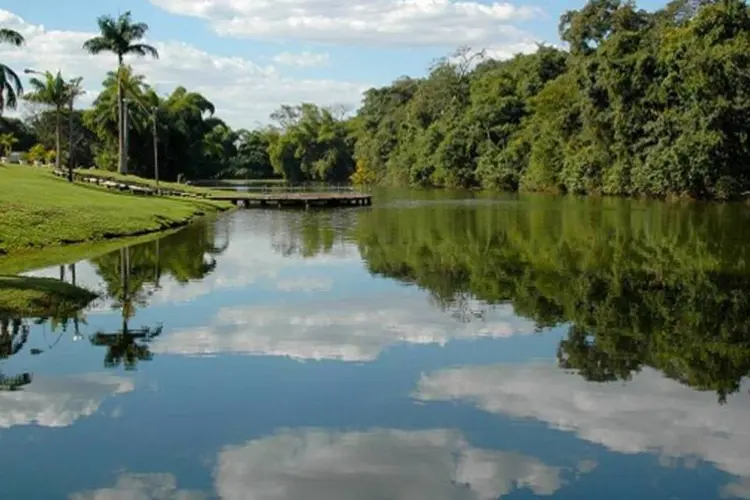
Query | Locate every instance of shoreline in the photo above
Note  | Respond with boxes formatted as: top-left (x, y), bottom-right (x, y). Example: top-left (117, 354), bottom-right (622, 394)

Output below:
top-left (0, 204), bottom-right (233, 258)
top-left (0, 165), bottom-right (234, 259)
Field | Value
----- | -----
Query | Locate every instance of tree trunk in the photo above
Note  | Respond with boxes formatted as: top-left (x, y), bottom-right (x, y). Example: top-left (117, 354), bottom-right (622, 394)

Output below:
top-left (117, 57), bottom-right (126, 174)
top-left (68, 97), bottom-right (74, 182)
top-left (55, 105), bottom-right (62, 172)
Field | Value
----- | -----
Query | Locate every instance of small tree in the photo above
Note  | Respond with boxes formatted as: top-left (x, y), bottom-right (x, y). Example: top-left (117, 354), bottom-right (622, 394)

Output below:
top-left (350, 159), bottom-right (377, 185)
top-left (0, 132), bottom-right (17, 157)
top-left (27, 143), bottom-right (46, 164)
top-left (44, 149), bottom-right (56, 165)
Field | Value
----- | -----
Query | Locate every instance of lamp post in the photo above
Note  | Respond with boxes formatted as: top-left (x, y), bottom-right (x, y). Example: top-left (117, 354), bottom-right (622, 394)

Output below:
top-left (122, 92), bottom-right (160, 192)
top-left (151, 106), bottom-right (159, 193)
top-left (65, 78), bottom-right (84, 180)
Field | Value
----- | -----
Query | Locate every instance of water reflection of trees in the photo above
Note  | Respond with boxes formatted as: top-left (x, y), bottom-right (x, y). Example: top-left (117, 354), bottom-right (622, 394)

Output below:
top-left (0, 217), bottom-right (231, 380)
top-left (269, 211), bottom-right (354, 258)
top-left (90, 324), bottom-right (163, 370)
top-left (0, 267), bottom-right (93, 388)
top-left (351, 197), bottom-right (750, 403)
top-left (86, 220), bottom-right (228, 370)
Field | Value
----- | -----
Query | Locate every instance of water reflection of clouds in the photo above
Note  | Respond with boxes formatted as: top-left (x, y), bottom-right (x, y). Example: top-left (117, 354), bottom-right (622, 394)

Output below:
top-left (151, 296), bottom-right (538, 361)
top-left (215, 428), bottom-right (587, 499)
top-left (70, 473), bottom-right (207, 500)
top-left (0, 374), bottom-right (133, 428)
top-left (416, 364), bottom-right (750, 495)
top-left (24, 229), bottom-right (358, 311)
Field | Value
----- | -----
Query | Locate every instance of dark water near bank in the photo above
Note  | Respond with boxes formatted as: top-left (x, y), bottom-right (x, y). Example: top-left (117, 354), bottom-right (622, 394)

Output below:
top-left (2, 190), bottom-right (750, 499)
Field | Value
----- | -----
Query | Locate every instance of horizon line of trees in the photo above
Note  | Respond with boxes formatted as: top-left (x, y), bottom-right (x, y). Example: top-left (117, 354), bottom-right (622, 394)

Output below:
top-left (3, 0), bottom-right (750, 199)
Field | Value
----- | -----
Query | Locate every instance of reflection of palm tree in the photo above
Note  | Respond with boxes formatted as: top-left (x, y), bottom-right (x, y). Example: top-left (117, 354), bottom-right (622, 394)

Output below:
top-left (154, 238), bottom-right (161, 290)
top-left (0, 315), bottom-right (33, 391)
top-left (90, 323), bottom-right (162, 370)
top-left (0, 317), bottom-right (30, 359)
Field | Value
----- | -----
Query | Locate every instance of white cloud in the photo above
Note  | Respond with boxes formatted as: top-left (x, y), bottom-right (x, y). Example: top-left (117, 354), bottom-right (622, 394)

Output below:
top-left (0, 373), bottom-right (133, 428)
top-left (149, 0), bottom-right (541, 48)
top-left (274, 275), bottom-right (333, 292)
top-left (484, 41), bottom-right (541, 60)
top-left (215, 428), bottom-right (582, 499)
top-left (70, 473), bottom-right (207, 500)
top-left (151, 294), bottom-right (537, 361)
top-left (0, 9), bottom-right (369, 128)
top-left (416, 364), bottom-right (750, 489)
top-left (273, 51), bottom-right (330, 68)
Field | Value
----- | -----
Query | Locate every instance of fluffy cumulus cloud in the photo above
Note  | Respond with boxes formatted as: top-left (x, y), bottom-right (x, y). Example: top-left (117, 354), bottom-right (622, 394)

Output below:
top-left (214, 428), bottom-right (585, 499)
top-left (70, 473), bottom-right (207, 500)
top-left (273, 51), bottom-right (330, 68)
top-left (416, 364), bottom-right (750, 495)
top-left (151, 294), bottom-right (537, 361)
top-left (0, 9), bottom-right (369, 127)
top-left (149, 0), bottom-right (541, 49)
top-left (0, 373), bottom-right (133, 428)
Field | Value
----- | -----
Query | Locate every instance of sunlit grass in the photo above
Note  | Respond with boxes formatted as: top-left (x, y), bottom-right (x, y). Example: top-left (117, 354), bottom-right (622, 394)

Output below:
top-left (0, 165), bottom-right (231, 254)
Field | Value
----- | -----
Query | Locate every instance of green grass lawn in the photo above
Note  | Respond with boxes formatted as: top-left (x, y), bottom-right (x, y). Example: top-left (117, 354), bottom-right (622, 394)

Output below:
top-left (0, 275), bottom-right (97, 317)
top-left (0, 165), bottom-right (232, 254)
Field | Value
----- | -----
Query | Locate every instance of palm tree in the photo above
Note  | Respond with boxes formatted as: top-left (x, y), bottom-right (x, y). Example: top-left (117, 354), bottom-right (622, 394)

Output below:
top-left (23, 71), bottom-right (68, 171)
top-left (0, 132), bottom-right (17, 157)
top-left (0, 28), bottom-right (24, 114)
top-left (65, 77), bottom-right (85, 179)
top-left (82, 12), bottom-right (159, 174)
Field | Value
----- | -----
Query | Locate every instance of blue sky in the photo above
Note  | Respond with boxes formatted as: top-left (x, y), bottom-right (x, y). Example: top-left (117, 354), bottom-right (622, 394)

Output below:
top-left (1, 0), bottom-right (667, 127)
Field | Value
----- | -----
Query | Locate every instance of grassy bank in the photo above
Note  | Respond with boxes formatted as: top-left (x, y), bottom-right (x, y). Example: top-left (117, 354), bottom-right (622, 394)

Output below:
top-left (0, 165), bottom-right (232, 255)
top-left (0, 276), bottom-right (97, 317)
top-left (73, 168), bottom-right (216, 195)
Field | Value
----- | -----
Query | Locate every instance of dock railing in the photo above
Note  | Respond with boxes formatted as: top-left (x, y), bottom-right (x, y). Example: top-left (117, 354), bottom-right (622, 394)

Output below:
top-left (211, 184), bottom-right (359, 194)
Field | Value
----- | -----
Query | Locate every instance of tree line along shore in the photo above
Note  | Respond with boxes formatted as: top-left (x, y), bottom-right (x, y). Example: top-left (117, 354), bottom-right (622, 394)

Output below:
top-left (2, 0), bottom-right (750, 201)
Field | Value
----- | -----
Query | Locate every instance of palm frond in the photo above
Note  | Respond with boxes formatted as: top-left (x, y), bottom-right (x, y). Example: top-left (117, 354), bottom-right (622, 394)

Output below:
top-left (126, 21), bottom-right (150, 41)
top-left (82, 36), bottom-right (113, 54)
top-left (0, 28), bottom-right (24, 47)
top-left (0, 64), bottom-right (22, 94)
top-left (0, 80), bottom-right (18, 112)
top-left (22, 72), bottom-right (69, 107)
top-left (128, 43), bottom-right (159, 59)
top-left (96, 14), bottom-right (118, 39)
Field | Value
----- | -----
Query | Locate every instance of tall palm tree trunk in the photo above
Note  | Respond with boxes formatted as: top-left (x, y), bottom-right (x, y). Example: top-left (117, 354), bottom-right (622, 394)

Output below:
top-left (68, 96), bottom-right (74, 182)
top-left (117, 60), bottom-right (126, 174)
top-left (55, 105), bottom-right (62, 171)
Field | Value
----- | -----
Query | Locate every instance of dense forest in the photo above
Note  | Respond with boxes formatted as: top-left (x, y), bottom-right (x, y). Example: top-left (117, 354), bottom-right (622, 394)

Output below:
top-left (2, 0), bottom-right (750, 198)
top-left (352, 0), bottom-right (750, 199)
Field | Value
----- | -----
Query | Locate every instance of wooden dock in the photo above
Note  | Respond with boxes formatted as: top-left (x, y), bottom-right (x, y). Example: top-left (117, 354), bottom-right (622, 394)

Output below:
top-left (53, 169), bottom-right (373, 209)
top-left (209, 192), bottom-right (372, 209)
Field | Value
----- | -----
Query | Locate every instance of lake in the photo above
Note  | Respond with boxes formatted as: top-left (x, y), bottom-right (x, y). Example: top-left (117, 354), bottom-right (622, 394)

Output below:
top-left (2, 190), bottom-right (750, 499)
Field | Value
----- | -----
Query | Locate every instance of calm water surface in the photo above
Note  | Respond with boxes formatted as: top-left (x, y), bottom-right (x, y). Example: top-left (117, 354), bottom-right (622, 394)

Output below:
top-left (2, 191), bottom-right (750, 499)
